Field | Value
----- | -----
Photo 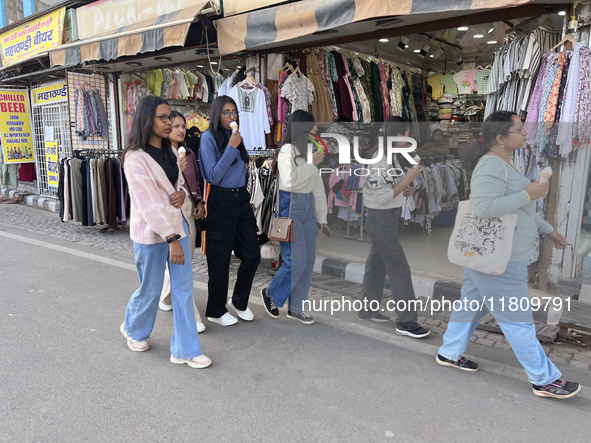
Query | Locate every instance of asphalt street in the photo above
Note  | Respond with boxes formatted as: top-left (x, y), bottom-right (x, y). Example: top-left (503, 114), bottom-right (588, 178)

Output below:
top-left (1, 223), bottom-right (590, 443)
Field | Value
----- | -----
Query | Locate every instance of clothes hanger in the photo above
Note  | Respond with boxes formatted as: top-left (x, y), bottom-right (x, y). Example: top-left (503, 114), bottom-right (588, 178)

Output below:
top-left (475, 65), bottom-right (484, 70)
top-left (551, 33), bottom-right (576, 51)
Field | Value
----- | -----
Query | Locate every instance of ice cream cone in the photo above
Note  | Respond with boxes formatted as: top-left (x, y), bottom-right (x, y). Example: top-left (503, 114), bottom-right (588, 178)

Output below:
top-left (178, 146), bottom-right (186, 157)
top-left (229, 122), bottom-right (238, 132)
top-left (540, 166), bottom-right (552, 183)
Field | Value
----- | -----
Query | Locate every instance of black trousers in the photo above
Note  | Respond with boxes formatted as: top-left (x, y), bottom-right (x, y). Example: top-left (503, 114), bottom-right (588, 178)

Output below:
top-left (205, 186), bottom-right (261, 318)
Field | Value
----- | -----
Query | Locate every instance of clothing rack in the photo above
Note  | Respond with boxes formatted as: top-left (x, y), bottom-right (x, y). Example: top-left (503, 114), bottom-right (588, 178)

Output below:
top-left (343, 192), bottom-right (371, 243)
top-left (73, 149), bottom-right (123, 158)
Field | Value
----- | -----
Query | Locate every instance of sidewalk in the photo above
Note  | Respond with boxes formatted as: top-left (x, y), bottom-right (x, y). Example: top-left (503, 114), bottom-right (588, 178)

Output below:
top-left (1, 201), bottom-right (591, 379)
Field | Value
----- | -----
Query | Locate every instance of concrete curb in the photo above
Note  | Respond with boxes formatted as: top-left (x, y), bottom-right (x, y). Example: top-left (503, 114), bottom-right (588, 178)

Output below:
top-left (1, 188), bottom-right (60, 213)
top-left (260, 243), bottom-right (459, 301)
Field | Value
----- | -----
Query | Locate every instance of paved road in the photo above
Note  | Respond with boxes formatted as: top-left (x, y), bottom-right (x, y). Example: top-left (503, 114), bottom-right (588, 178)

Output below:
top-left (1, 217), bottom-right (590, 442)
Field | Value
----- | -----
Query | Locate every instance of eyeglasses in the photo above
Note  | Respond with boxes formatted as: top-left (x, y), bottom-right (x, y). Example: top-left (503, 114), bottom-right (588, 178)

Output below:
top-left (221, 110), bottom-right (239, 117)
top-left (155, 114), bottom-right (175, 124)
top-left (509, 127), bottom-right (526, 135)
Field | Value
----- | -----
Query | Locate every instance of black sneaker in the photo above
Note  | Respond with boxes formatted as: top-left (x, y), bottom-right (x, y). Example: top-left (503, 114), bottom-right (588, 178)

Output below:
top-left (436, 354), bottom-right (480, 372)
top-left (532, 379), bottom-right (581, 399)
top-left (357, 313), bottom-right (390, 322)
top-left (287, 310), bottom-right (315, 325)
top-left (395, 325), bottom-right (430, 338)
top-left (260, 288), bottom-right (279, 318)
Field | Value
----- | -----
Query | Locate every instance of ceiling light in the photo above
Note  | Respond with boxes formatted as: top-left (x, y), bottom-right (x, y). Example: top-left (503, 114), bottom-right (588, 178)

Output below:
top-left (558, 11), bottom-right (566, 16)
top-left (473, 34), bottom-right (484, 38)
top-left (236, 65), bottom-right (242, 68)
top-left (155, 56), bottom-right (172, 62)
top-left (432, 48), bottom-right (444, 59)
top-left (430, 55), bottom-right (434, 58)
top-left (413, 49), bottom-right (421, 53)
top-left (197, 65), bottom-right (204, 68)
top-left (210, 61), bottom-right (218, 65)
top-left (418, 44), bottom-right (430, 58)
top-left (126, 62), bottom-right (142, 67)
top-left (379, 38), bottom-right (389, 43)
top-left (487, 40), bottom-right (498, 45)
top-left (458, 26), bottom-right (469, 31)
top-left (488, 27), bottom-right (495, 34)
top-left (398, 36), bottom-right (410, 51)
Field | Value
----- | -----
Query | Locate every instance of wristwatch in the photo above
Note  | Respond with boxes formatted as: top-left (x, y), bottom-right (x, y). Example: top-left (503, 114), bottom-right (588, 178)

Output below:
top-left (166, 234), bottom-right (181, 244)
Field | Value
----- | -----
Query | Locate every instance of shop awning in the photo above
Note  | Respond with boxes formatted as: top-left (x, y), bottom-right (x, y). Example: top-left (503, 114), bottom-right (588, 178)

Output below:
top-left (216, 0), bottom-right (533, 55)
top-left (49, 1), bottom-right (209, 67)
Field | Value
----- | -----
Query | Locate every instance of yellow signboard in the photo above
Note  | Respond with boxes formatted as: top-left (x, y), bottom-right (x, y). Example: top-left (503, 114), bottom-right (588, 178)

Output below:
top-left (0, 7), bottom-right (65, 67)
top-left (45, 141), bottom-right (59, 187)
top-left (32, 82), bottom-right (68, 107)
top-left (0, 89), bottom-right (35, 164)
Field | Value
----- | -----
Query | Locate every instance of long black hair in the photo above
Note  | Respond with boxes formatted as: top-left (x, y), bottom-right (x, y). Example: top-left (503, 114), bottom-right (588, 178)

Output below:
top-left (122, 95), bottom-right (175, 165)
top-left (381, 116), bottom-right (414, 169)
top-left (461, 111), bottom-right (517, 171)
top-left (170, 110), bottom-right (186, 148)
top-left (208, 95), bottom-right (248, 163)
top-left (272, 110), bottom-right (316, 176)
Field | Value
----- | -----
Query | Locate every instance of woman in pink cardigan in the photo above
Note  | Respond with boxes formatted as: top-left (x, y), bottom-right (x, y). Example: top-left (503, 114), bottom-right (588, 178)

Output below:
top-left (120, 96), bottom-right (211, 369)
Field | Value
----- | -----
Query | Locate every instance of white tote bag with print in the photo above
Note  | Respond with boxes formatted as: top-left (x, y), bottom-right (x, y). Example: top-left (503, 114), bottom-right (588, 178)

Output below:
top-left (447, 166), bottom-right (517, 275)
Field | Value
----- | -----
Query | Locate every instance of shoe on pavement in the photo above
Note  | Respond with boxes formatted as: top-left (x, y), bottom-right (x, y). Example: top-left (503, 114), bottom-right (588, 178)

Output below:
top-left (170, 354), bottom-right (212, 369)
top-left (436, 354), bottom-right (479, 372)
top-left (261, 288), bottom-right (279, 318)
top-left (532, 379), bottom-right (581, 399)
top-left (228, 299), bottom-right (254, 321)
top-left (159, 302), bottom-right (172, 312)
top-left (197, 322), bottom-right (206, 333)
top-left (395, 325), bottom-right (430, 338)
top-left (206, 312), bottom-right (238, 326)
top-left (120, 323), bottom-right (149, 352)
top-left (287, 310), bottom-right (315, 325)
top-left (357, 312), bottom-right (390, 322)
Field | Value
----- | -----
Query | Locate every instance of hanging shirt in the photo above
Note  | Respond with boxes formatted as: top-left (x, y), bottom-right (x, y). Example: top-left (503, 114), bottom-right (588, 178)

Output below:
top-left (439, 74), bottom-right (458, 96)
top-left (454, 71), bottom-right (473, 95)
top-left (280, 72), bottom-right (315, 112)
top-left (229, 84), bottom-right (271, 150)
top-left (427, 75), bottom-right (444, 100)
top-left (474, 69), bottom-right (491, 95)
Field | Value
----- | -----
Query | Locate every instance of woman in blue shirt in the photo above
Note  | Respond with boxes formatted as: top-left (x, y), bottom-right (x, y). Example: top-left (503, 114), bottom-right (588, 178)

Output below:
top-left (199, 96), bottom-right (261, 326)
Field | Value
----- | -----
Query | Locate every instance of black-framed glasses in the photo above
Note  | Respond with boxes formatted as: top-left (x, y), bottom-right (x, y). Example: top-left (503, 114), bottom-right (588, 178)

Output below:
top-left (155, 114), bottom-right (175, 124)
top-left (221, 110), bottom-right (239, 117)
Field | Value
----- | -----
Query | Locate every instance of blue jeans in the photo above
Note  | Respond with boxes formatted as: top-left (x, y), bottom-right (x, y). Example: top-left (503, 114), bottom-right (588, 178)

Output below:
top-left (268, 191), bottom-right (317, 313)
top-left (439, 261), bottom-right (561, 385)
top-left (124, 218), bottom-right (202, 359)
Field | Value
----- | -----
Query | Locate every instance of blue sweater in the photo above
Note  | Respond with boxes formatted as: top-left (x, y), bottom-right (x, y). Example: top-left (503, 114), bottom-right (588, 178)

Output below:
top-left (199, 129), bottom-right (246, 188)
top-left (471, 155), bottom-right (554, 262)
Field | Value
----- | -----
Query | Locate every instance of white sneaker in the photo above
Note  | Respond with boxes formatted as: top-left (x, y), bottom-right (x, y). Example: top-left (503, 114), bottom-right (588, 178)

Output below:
top-left (228, 299), bottom-right (254, 321)
top-left (197, 322), bottom-right (206, 333)
top-left (120, 323), bottom-right (149, 352)
top-left (159, 302), bottom-right (172, 312)
top-left (170, 354), bottom-right (212, 369)
top-left (206, 312), bottom-right (238, 326)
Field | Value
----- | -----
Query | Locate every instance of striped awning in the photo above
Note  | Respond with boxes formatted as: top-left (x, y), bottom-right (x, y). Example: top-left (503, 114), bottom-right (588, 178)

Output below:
top-left (216, 0), bottom-right (533, 55)
top-left (49, 1), bottom-right (208, 67)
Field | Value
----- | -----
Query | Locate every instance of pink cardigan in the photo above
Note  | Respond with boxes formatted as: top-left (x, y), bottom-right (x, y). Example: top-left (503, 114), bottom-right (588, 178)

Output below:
top-left (124, 147), bottom-right (191, 244)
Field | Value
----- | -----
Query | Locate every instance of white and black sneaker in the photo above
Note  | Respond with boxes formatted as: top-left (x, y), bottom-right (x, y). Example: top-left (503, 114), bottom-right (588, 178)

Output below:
top-left (260, 288), bottom-right (279, 318)
top-left (287, 310), bottom-right (315, 325)
top-left (436, 354), bottom-right (479, 372)
top-left (395, 325), bottom-right (430, 338)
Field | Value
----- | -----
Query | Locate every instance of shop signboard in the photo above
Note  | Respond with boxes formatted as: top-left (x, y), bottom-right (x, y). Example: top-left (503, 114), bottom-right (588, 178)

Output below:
top-left (0, 89), bottom-right (35, 164)
top-left (31, 82), bottom-right (68, 107)
top-left (0, 7), bottom-right (66, 67)
top-left (45, 141), bottom-right (59, 188)
top-left (76, 0), bottom-right (206, 39)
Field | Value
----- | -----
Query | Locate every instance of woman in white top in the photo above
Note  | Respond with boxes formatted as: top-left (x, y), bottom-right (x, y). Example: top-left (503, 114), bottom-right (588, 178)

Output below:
top-left (260, 111), bottom-right (329, 324)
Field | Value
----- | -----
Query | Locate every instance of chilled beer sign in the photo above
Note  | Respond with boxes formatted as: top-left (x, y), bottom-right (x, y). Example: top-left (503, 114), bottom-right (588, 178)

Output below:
top-left (0, 89), bottom-right (35, 164)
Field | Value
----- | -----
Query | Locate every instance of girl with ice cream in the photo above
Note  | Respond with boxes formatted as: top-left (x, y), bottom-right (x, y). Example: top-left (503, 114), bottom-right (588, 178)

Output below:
top-left (158, 111), bottom-right (206, 334)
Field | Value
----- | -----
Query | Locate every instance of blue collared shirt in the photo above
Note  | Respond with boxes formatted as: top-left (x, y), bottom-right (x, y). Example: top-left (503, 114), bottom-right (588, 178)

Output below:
top-left (199, 129), bottom-right (246, 188)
